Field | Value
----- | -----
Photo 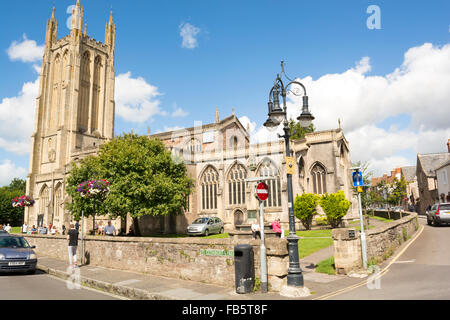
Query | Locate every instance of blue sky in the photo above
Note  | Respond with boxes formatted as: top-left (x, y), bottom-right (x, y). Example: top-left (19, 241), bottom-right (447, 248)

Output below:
top-left (0, 0), bottom-right (450, 185)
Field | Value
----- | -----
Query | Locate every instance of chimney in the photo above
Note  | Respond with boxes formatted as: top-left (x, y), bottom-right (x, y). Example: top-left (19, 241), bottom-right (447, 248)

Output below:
top-left (447, 139), bottom-right (450, 153)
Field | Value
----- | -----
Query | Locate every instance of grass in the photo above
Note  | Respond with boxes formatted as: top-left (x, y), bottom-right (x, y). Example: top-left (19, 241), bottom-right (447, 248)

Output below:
top-left (10, 227), bottom-right (21, 234)
top-left (315, 256), bottom-right (336, 275)
top-left (370, 216), bottom-right (394, 223)
top-left (283, 229), bottom-right (333, 259)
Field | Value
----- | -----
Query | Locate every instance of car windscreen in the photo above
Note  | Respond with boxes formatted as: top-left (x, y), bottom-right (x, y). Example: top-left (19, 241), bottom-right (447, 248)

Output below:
top-left (440, 204), bottom-right (450, 210)
top-left (0, 237), bottom-right (30, 248)
top-left (192, 218), bottom-right (209, 224)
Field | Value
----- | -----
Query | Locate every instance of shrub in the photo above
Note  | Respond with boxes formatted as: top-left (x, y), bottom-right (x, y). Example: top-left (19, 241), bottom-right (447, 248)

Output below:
top-left (319, 191), bottom-right (351, 228)
top-left (294, 193), bottom-right (320, 230)
top-left (315, 216), bottom-right (329, 226)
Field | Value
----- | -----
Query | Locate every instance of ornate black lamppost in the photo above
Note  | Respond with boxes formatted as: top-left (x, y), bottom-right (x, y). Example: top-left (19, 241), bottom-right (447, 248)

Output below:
top-left (263, 62), bottom-right (315, 288)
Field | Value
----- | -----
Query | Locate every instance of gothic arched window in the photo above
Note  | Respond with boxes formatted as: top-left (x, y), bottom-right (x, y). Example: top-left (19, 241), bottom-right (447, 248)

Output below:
top-left (298, 157), bottom-right (305, 179)
top-left (39, 185), bottom-right (49, 216)
top-left (78, 51), bottom-right (91, 131)
top-left (187, 138), bottom-right (202, 153)
top-left (228, 163), bottom-right (247, 205)
top-left (201, 166), bottom-right (219, 210)
top-left (91, 56), bottom-right (102, 131)
top-left (257, 159), bottom-right (281, 208)
top-left (54, 183), bottom-right (63, 219)
top-left (311, 163), bottom-right (327, 194)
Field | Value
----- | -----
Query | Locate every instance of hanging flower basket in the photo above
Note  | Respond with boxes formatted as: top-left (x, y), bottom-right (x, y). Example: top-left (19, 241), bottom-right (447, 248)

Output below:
top-left (12, 195), bottom-right (35, 208)
top-left (77, 179), bottom-right (110, 199)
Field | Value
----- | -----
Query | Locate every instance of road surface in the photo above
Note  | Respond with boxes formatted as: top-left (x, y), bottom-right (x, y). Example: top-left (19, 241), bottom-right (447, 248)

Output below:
top-left (0, 269), bottom-right (121, 300)
top-left (329, 218), bottom-right (450, 299)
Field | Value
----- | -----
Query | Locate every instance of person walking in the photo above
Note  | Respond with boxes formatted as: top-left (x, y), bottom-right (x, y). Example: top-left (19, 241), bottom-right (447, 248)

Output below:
top-left (75, 221), bottom-right (80, 232)
top-left (62, 224), bottom-right (66, 235)
top-left (104, 221), bottom-right (116, 236)
top-left (67, 224), bottom-right (79, 268)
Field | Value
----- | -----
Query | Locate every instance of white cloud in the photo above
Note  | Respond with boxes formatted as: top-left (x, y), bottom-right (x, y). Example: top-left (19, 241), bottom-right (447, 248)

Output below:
top-left (242, 43), bottom-right (450, 176)
top-left (179, 22), bottom-right (200, 49)
top-left (0, 160), bottom-right (27, 187)
top-left (0, 78), bottom-right (39, 155)
top-left (7, 34), bottom-right (44, 63)
top-left (171, 105), bottom-right (189, 117)
top-left (155, 126), bottom-right (185, 134)
top-left (115, 72), bottom-right (164, 123)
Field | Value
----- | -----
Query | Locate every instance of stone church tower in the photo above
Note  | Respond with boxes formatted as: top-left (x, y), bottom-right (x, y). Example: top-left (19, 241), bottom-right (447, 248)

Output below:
top-left (25, 1), bottom-right (116, 229)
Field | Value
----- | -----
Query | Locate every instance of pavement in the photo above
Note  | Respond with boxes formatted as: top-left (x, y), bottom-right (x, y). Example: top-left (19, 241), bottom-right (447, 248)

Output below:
top-left (36, 244), bottom-right (363, 300)
top-left (35, 218), bottom-right (424, 300)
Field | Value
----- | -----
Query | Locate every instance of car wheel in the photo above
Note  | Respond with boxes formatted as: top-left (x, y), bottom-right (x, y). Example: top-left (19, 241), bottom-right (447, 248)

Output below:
top-left (433, 219), bottom-right (441, 227)
top-left (27, 269), bottom-right (36, 275)
top-left (204, 229), bottom-right (209, 237)
top-left (220, 227), bottom-right (224, 234)
top-left (427, 216), bottom-right (432, 225)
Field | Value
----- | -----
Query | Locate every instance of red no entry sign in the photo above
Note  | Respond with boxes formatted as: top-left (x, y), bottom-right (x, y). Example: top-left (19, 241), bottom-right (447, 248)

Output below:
top-left (256, 182), bottom-right (269, 201)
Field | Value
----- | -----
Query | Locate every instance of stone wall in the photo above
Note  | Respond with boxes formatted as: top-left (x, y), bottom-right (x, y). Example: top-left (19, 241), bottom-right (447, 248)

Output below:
top-left (332, 211), bottom-right (419, 274)
top-left (24, 235), bottom-right (290, 292)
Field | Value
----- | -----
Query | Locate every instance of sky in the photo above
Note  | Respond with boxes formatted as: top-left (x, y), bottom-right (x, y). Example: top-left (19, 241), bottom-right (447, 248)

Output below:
top-left (0, 0), bottom-right (450, 186)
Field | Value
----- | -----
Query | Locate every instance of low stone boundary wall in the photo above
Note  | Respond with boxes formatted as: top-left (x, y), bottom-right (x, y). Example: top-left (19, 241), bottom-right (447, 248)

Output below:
top-left (332, 211), bottom-right (419, 274)
top-left (24, 235), bottom-right (290, 292)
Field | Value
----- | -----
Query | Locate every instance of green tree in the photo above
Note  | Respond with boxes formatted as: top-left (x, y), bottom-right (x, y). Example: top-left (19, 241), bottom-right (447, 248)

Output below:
top-left (288, 118), bottom-right (315, 140)
top-left (387, 176), bottom-right (407, 208)
top-left (0, 178), bottom-right (27, 226)
top-left (66, 134), bottom-right (194, 236)
top-left (319, 191), bottom-right (351, 228)
top-left (294, 193), bottom-right (320, 230)
top-left (66, 156), bottom-right (104, 222)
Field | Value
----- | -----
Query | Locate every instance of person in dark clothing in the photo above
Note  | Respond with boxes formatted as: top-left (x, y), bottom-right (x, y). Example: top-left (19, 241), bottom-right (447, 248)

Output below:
top-left (66, 224), bottom-right (79, 268)
top-left (75, 221), bottom-right (80, 232)
top-left (62, 225), bottom-right (66, 235)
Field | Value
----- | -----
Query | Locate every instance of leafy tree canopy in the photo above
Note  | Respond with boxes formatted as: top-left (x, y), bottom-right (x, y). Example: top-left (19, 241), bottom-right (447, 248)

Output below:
top-left (0, 178), bottom-right (27, 226)
top-left (66, 134), bottom-right (194, 233)
top-left (294, 193), bottom-right (320, 230)
top-left (319, 191), bottom-right (351, 228)
top-left (288, 118), bottom-right (315, 140)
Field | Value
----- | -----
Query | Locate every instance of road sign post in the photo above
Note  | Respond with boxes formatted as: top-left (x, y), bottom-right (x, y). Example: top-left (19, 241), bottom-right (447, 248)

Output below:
top-left (256, 182), bottom-right (269, 293)
top-left (351, 168), bottom-right (367, 269)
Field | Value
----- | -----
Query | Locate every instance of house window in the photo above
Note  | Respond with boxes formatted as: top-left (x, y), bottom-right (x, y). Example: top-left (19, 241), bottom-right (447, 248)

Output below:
top-left (257, 159), bottom-right (281, 208)
top-left (201, 166), bottom-right (218, 210)
top-left (228, 164), bottom-right (247, 205)
top-left (311, 163), bottom-right (327, 194)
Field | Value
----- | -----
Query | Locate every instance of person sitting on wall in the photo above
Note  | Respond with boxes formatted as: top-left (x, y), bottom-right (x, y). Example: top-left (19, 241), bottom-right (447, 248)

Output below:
top-left (272, 218), bottom-right (282, 238)
top-left (50, 225), bottom-right (57, 235)
top-left (31, 225), bottom-right (37, 234)
top-left (251, 221), bottom-right (261, 239)
top-left (104, 221), bottom-right (116, 236)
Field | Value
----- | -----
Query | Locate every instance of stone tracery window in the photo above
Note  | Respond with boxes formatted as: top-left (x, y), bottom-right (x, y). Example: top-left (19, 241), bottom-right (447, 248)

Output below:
top-left (39, 185), bottom-right (49, 217)
top-left (311, 163), bottom-right (327, 194)
top-left (228, 163), bottom-right (247, 205)
top-left (187, 138), bottom-right (202, 153)
top-left (54, 183), bottom-right (63, 218)
top-left (257, 159), bottom-right (281, 208)
top-left (201, 166), bottom-right (218, 210)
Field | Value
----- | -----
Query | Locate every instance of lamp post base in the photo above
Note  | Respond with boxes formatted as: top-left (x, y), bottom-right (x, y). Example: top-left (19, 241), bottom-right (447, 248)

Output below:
top-left (279, 285), bottom-right (311, 298)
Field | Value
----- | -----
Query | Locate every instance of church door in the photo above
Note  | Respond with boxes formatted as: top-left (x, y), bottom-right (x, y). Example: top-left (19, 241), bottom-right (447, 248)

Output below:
top-left (234, 210), bottom-right (244, 227)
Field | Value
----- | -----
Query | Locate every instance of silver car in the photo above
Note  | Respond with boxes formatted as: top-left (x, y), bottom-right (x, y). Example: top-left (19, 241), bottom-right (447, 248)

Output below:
top-left (0, 235), bottom-right (37, 274)
top-left (187, 217), bottom-right (224, 236)
top-left (426, 202), bottom-right (450, 226)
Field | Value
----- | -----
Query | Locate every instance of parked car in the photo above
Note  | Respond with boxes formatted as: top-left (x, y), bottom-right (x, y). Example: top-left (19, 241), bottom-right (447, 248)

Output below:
top-left (187, 217), bottom-right (224, 236)
top-left (0, 234), bottom-right (37, 274)
top-left (426, 202), bottom-right (450, 226)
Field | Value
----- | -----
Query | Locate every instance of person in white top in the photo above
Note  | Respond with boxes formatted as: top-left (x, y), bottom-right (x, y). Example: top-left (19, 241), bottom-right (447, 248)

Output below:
top-left (51, 226), bottom-right (57, 235)
top-left (22, 223), bottom-right (28, 234)
top-left (251, 221), bottom-right (261, 239)
top-left (4, 224), bottom-right (11, 233)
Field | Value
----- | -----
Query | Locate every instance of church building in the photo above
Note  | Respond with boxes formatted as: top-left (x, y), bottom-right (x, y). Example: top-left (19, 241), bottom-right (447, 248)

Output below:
top-left (25, 1), bottom-right (358, 234)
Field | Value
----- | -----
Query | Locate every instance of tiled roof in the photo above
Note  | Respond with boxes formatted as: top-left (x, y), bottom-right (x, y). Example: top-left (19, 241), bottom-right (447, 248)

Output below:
top-left (418, 153), bottom-right (450, 177)
top-left (401, 166), bottom-right (416, 182)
